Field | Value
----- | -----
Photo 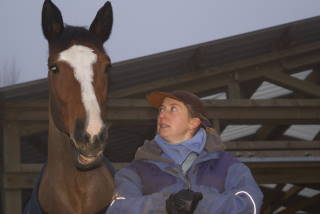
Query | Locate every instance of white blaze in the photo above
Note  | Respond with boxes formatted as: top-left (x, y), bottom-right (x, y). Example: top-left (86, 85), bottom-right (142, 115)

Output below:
top-left (58, 45), bottom-right (103, 138)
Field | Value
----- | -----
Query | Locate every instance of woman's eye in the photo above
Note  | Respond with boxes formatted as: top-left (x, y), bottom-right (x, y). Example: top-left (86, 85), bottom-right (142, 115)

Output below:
top-left (171, 106), bottom-right (177, 112)
top-left (159, 107), bottom-right (165, 113)
top-left (49, 65), bottom-right (59, 74)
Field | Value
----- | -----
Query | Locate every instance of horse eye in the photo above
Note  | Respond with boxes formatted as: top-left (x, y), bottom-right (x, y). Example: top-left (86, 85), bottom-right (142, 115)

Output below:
top-left (49, 65), bottom-right (59, 74)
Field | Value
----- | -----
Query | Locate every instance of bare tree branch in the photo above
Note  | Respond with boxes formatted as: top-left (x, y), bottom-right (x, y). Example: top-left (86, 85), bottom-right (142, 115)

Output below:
top-left (0, 59), bottom-right (20, 87)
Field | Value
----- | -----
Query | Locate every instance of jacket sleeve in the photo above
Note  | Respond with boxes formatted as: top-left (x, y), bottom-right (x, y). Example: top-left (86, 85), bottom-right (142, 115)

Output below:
top-left (195, 163), bottom-right (263, 214)
top-left (106, 166), bottom-right (168, 214)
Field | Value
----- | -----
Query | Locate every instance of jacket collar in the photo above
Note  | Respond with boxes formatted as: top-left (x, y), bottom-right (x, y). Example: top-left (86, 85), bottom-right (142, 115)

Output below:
top-left (134, 132), bottom-right (225, 162)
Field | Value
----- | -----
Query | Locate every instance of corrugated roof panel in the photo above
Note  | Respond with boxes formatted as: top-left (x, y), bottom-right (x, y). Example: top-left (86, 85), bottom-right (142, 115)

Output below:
top-left (221, 125), bottom-right (261, 141)
top-left (284, 125), bottom-right (320, 141)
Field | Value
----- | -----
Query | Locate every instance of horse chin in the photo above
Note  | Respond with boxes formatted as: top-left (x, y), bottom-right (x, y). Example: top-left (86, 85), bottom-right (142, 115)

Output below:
top-left (75, 152), bottom-right (103, 171)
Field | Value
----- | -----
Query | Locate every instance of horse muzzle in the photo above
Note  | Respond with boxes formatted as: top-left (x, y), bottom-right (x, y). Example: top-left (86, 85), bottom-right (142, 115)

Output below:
top-left (71, 123), bottom-right (109, 170)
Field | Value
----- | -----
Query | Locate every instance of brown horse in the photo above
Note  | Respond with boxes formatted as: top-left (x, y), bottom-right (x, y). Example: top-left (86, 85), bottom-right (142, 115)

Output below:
top-left (35, 0), bottom-right (114, 213)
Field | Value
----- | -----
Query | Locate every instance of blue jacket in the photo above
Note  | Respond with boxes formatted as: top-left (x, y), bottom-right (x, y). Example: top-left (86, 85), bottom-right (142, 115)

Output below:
top-left (106, 133), bottom-right (263, 214)
top-left (23, 159), bottom-right (115, 214)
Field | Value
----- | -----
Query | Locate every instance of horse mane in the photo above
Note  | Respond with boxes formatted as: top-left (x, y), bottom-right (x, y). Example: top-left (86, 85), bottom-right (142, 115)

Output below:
top-left (50, 26), bottom-right (106, 52)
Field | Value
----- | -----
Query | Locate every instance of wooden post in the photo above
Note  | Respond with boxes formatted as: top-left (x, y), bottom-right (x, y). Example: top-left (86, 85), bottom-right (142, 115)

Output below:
top-left (4, 191), bottom-right (21, 214)
top-left (212, 119), bottom-right (221, 134)
top-left (227, 72), bottom-right (242, 99)
top-left (3, 121), bottom-right (22, 214)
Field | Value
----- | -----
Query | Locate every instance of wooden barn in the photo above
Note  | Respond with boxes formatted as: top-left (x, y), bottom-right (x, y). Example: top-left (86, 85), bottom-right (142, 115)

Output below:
top-left (1, 15), bottom-right (320, 214)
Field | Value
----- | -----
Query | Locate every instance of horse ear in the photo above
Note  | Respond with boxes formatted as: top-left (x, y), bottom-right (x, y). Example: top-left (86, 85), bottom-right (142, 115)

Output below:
top-left (89, 2), bottom-right (113, 43)
top-left (42, 0), bottom-right (64, 41)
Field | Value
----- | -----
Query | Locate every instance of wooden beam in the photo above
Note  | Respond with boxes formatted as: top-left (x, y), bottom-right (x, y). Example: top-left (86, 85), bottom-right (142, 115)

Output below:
top-left (5, 99), bottom-right (320, 124)
top-left (19, 122), bottom-right (48, 136)
top-left (225, 129), bottom-right (319, 152)
top-left (203, 99), bottom-right (320, 124)
top-left (4, 160), bottom-right (320, 189)
top-left (225, 141), bottom-right (320, 151)
top-left (4, 172), bottom-right (36, 189)
top-left (263, 70), bottom-right (320, 97)
top-left (281, 49), bottom-right (320, 72)
top-left (0, 78), bottom-right (48, 100)
top-left (232, 150), bottom-right (320, 158)
top-left (296, 184), bottom-right (320, 191)
top-left (249, 161), bottom-right (320, 183)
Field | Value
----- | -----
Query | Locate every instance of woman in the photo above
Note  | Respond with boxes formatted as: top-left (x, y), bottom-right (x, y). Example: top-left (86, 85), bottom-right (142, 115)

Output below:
top-left (106, 90), bottom-right (263, 214)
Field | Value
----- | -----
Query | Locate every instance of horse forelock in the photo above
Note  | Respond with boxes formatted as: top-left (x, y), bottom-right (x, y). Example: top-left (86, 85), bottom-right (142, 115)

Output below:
top-left (51, 26), bottom-right (105, 52)
top-left (58, 44), bottom-right (104, 138)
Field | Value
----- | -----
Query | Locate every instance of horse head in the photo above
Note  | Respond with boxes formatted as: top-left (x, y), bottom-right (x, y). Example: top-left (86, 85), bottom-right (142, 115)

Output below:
top-left (42, 0), bottom-right (113, 170)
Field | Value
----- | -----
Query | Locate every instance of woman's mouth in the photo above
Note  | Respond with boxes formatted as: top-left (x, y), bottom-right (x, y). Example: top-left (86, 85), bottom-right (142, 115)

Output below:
top-left (159, 124), bottom-right (170, 128)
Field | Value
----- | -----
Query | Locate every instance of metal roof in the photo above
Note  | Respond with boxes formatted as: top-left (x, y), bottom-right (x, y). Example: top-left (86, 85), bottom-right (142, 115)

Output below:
top-left (108, 15), bottom-right (320, 91)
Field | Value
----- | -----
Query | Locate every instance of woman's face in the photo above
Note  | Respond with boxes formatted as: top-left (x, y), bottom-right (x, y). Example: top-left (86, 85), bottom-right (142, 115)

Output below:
top-left (157, 97), bottom-right (200, 144)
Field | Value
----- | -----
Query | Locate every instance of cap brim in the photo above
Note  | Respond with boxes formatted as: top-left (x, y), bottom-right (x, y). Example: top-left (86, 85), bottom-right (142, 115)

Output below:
top-left (147, 92), bottom-right (181, 108)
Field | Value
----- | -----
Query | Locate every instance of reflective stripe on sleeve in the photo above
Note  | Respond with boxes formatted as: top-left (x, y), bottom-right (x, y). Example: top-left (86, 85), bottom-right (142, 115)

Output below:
top-left (235, 191), bottom-right (256, 214)
top-left (109, 196), bottom-right (126, 207)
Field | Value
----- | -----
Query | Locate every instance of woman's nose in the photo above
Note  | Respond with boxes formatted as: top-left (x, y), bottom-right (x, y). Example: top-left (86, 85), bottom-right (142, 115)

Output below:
top-left (158, 110), bottom-right (166, 119)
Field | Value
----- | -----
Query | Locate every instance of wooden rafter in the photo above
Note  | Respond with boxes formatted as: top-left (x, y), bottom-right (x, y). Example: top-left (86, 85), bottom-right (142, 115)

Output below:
top-left (281, 185), bottom-right (304, 204)
top-left (254, 125), bottom-right (290, 140)
top-left (241, 79), bottom-right (264, 98)
top-left (252, 69), bottom-right (320, 142)
top-left (305, 67), bottom-right (320, 85)
top-left (261, 184), bottom-right (286, 214)
top-left (278, 193), bottom-right (320, 214)
top-left (314, 132), bottom-right (320, 140)
top-left (270, 185), bottom-right (304, 213)
top-left (263, 70), bottom-right (320, 98)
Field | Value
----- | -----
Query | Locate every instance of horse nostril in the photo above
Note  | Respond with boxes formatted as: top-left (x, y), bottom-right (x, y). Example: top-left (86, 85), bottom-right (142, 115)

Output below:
top-left (98, 126), bottom-right (109, 142)
top-left (84, 132), bottom-right (91, 143)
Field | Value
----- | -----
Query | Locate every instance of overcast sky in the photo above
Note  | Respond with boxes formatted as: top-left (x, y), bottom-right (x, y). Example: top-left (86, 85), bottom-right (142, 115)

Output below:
top-left (1, 0), bottom-right (320, 84)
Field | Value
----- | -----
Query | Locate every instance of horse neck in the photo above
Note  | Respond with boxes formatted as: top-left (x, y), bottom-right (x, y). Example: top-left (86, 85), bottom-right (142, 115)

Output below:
top-left (40, 109), bottom-right (115, 213)
top-left (47, 110), bottom-right (75, 172)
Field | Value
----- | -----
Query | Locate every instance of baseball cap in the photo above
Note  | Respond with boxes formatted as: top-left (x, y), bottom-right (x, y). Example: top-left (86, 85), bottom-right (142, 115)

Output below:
top-left (146, 90), bottom-right (212, 128)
